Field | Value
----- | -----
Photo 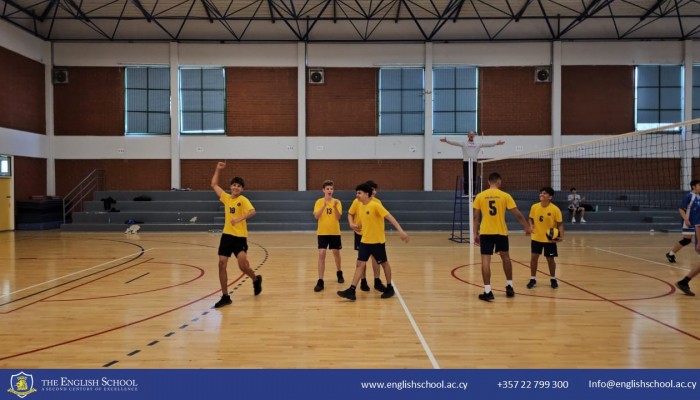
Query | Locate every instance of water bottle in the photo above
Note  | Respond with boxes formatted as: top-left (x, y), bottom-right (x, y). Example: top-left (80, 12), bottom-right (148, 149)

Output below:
top-left (608, 205), bottom-right (612, 212)
top-left (595, 205), bottom-right (599, 212)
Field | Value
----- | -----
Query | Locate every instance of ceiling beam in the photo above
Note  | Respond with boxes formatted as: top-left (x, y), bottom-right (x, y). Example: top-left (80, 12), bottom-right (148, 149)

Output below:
top-left (130, 0), bottom-right (152, 22)
top-left (640, 0), bottom-right (666, 21)
top-left (514, 0), bottom-right (534, 22)
top-left (39, 0), bottom-right (59, 22)
top-left (65, 0), bottom-right (91, 22)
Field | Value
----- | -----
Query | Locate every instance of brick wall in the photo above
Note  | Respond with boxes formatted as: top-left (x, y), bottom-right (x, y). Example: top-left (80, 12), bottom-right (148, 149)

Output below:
top-left (227, 67), bottom-right (297, 136)
top-left (477, 159), bottom-right (553, 190)
top-left (307, 160), bottom-right (422, 190)
top-left (307, 68), bottom-right (377, 136)
top-left (562, 158), bottom-right (680, 190)
top-left (55, 160), bottom-right (170, 195)
top-left (562, 66), bottom-right (634, 135)
top-left (54, 67), bottom-right (124, 136)
top-left (0, 46), bottom-right (45, 134)
top-left (433, 159), bottom-right (463, 191)
top-left (181, 159), bottom-right (297, 190)
top-left (479, 67), bottom-right (551, 135)
top-left (13, 156), bottom-right (47, 200)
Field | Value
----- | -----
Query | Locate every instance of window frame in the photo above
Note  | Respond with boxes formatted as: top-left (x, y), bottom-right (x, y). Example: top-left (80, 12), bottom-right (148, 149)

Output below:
top-left (378, 67), bottom-right (425, 136)
top-left (432, 66), bottom-right (479, 135)
top-left (124, 66), bottom-right (171, 135)
top-left (635, 64), bottom-right (683, 132)
top-left (179, 67), bottom-right (227, 135)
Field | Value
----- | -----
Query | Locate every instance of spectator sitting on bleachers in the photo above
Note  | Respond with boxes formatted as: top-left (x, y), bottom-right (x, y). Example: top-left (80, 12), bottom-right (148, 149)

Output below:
top-left (567, 187), bottom-right (587, 223)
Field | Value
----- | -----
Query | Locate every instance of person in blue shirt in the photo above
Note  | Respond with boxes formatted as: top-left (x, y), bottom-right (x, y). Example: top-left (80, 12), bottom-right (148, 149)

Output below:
top-left (675, 179), bottom-right (700, 296)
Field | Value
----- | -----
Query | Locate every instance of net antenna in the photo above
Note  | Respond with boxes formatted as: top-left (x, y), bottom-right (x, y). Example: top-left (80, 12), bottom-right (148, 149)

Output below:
top-left (477, 119), bottom-right (700, 227)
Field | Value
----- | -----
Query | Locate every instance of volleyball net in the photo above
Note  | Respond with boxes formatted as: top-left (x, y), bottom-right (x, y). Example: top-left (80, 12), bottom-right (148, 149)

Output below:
top-left (477, 119), bottom-right (700, 211)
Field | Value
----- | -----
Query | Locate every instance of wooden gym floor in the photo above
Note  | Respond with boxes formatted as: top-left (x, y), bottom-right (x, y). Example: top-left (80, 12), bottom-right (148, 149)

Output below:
top-left (0, 230), bottom-right (698, 369)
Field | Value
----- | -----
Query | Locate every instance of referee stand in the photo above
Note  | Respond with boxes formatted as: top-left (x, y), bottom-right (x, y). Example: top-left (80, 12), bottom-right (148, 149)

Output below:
top-left (450, 175), bottom-right (470, 243)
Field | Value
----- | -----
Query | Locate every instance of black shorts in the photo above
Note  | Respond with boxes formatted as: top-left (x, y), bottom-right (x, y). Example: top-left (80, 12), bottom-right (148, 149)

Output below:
top-left (218, 234), bottom-right (248, 257)
top-left (479, 234), bottom-right (509, 255)
top-left (318, 235), bottom-right (342, 250)
top-left (357, 243), bottom-right (387, 264)
top-left (354, 232), bottom-right (362, 251)
top-left (531, 240), bottom-right (558, 257)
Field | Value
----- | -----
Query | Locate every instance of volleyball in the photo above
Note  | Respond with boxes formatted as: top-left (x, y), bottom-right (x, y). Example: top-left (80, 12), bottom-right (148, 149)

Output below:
top-left (546, 228), bottom-right (560, 241)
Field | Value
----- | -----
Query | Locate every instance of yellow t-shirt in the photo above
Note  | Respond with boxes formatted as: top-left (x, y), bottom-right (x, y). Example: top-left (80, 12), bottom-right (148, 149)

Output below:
top-left (473, 188), bottom-right (516, 235)
top-left (314, 198), bottom-right (342, 235)
top-left (220, 193), bottom-right (254, 237)
top-left (359, 200), bottom-right (389, 244)
top-left (348, 197), bottom-right (382, 236)
top-left (529, 202), bottom-right (563, 243)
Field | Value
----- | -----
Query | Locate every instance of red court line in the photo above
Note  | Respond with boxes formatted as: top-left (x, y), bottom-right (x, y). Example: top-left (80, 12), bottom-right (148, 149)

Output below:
top-left (451, 261), bottom-right (700, 342)
top-left (0, 274), bottom-right (247, 362)
top-left (45, 262), bottom-right (205, 302)
top-left (0, 258), bottom-right (153, 314)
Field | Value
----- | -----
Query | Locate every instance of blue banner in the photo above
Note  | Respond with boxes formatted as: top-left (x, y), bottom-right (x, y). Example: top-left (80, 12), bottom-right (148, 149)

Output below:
top-left (3, 369), bottom-right (698, 400)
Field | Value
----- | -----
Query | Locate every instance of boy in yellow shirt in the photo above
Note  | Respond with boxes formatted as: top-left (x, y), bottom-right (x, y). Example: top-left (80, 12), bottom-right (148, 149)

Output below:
top-left (347, 180), bottom-right (387, 292)
top-left (338, 182), bottom-right (409, 301)
top-left (473, 172), bottom-right (531, 301)
top-left (210, 161), bottom-right (261, 308)
top-left (527, 187), bottom-right (564, 289)
top-left (312, 180), bottom-right (343, 292)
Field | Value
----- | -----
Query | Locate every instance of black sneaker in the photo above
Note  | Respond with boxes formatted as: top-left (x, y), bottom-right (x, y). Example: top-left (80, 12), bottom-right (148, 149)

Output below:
top-left (253, 275), bottom-right (263, 296)
top-left (478, 291), bottom-right (495, 301)
top-left (214, 295), bottom-right (232, 308)
top-left (550, 279), bottom-right (559, 289)
top-left (374, 278), bottom-right (387, 293)
top-left (314, 279), bottom-right (324, 292)
top-left (526, 279), bottom-right (537, 289)
top-left (666, 252), bottom-right (676, 263)
top-left (337, 270), bottom-right (345, 283)
top-left (360, 279), bottom-right (370, 291)
top-left (380, 285), bottom-right (395, 299)
top-left (676, 281), bottom-right (695, 296)
top-left (505, 285), bottom-right (515, 297)
top-left (337, 288), bottom-right (356, 301)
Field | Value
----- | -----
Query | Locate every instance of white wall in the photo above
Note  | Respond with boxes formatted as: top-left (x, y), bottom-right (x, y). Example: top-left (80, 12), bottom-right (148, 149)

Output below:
top-left (0, 21), bottom-right (48, 63)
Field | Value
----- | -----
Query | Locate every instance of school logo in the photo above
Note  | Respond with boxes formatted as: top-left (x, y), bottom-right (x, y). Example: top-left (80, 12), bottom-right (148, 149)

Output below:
top-left (7, 372), bottom-right (37, 398)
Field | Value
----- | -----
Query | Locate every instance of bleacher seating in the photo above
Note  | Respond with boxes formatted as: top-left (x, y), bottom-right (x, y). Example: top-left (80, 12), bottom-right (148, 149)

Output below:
top-left (60, 190), bottom-right (683, 233)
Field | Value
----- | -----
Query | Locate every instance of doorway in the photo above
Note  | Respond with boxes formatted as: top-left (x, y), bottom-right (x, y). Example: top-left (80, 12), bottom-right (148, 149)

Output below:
top-left (0, 155), bottom-right (13, 231)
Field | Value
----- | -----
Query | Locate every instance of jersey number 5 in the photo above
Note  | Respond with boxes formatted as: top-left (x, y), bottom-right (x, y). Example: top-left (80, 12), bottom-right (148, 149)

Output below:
top-left (488, 200), bottom-right (497, 216)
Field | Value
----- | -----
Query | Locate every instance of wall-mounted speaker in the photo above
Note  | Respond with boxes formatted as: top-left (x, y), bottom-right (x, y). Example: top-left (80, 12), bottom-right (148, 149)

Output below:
top-left (534, 66), bottom-right (551, 83)
top-left (53, 68), bottom-right (69, 84)
top-left (308, 68), bottom-right (324, 84)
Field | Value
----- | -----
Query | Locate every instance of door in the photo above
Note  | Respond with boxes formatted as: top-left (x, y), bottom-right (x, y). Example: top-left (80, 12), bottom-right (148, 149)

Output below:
top-left (0, 155), bottom-right (12, 231)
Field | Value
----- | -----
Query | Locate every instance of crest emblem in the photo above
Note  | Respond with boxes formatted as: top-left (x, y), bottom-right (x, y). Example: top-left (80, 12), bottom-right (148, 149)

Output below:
top-left (8, 372), bottom-right (37, 398)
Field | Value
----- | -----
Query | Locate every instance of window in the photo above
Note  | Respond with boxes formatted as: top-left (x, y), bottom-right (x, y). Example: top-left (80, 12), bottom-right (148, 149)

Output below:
top-left (433, 66), bottom-right (478, 134)
top-left (180, 67), bottom-right (226, 134)
top-left (0, 155), bottom-right (10, 177)
top-left (379, 68), bottom-right (424, 135)
top-left (125, 67), bottom-right (170, 135)
top-left (692, 65), bottom-right (700, 133)
top-left (635, 65), bottom-right (682, 131)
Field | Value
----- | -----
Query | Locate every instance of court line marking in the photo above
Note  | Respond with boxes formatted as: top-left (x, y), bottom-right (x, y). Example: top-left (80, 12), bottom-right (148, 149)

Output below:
top-left (593, 247), bottom-right (691, 272)
top-left (0, 249), bottom-right (150, 299)
top-left (394, 284), bottom-right (440, 369)
top-left (1, 245), bottom-right (212, 299)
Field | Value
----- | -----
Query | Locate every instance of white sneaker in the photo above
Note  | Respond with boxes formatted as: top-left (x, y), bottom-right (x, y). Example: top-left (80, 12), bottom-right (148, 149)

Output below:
top-left (571, 218), bottom-right (576, 223)
top-left (580, 218), bottom-right (587, 223)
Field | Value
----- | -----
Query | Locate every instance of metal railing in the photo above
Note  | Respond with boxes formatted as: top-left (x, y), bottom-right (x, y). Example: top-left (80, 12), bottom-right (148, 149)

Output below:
top-left (63, 169), bottom-right (105, 223)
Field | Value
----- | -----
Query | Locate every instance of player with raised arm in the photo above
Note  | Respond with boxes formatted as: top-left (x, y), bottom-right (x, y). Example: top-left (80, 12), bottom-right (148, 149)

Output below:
top-left (210, 161), bottom-right (261, 308)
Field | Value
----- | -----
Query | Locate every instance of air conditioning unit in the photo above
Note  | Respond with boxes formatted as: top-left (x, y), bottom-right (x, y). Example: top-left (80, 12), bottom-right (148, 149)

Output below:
top-left (308, 68), bottom-right (324, 84)
top-left (52, 68), bottom-right (69, 84)
top-left (534, 66), bottom-right (551, 83)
